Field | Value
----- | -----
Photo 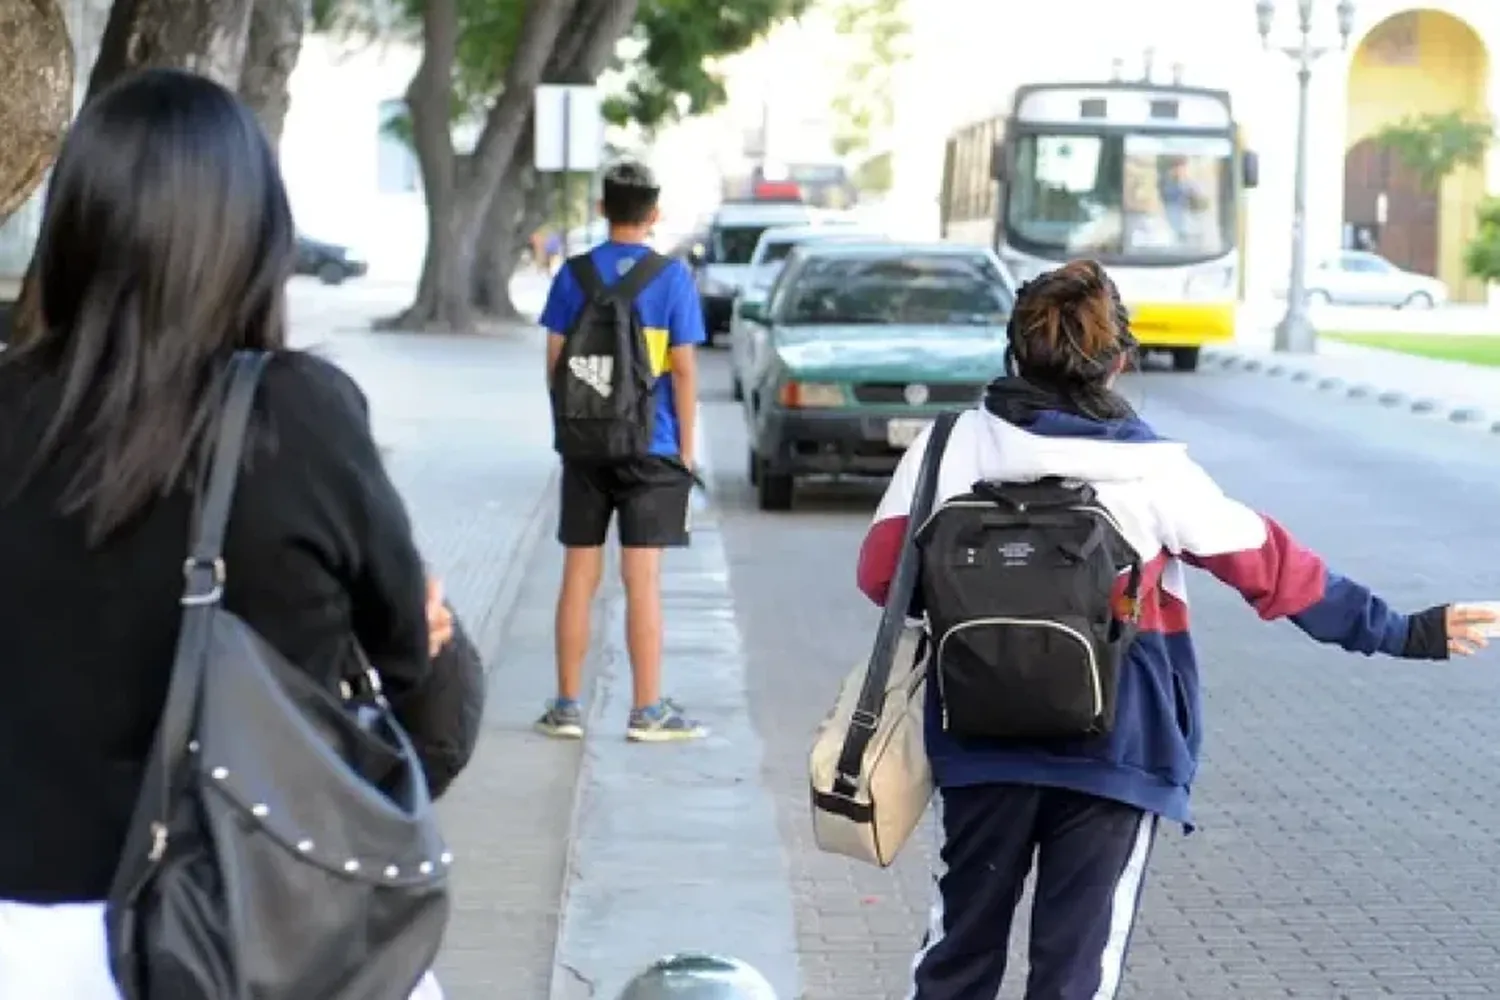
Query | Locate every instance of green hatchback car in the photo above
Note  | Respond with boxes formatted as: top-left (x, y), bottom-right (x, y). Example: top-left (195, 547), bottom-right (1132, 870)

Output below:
top-left (735, 241), bottom-right (1016, 510)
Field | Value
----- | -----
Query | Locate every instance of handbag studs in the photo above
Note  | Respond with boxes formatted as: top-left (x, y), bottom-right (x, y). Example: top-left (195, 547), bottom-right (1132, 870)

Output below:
top-left (203, 760), bottom-right (452, 878)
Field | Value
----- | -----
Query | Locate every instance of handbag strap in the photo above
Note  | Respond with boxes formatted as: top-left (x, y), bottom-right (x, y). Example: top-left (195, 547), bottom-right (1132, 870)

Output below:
top-left (831, 409), bottom-right (958, 797)
top-left (129, 350), bottom-right (271, 865)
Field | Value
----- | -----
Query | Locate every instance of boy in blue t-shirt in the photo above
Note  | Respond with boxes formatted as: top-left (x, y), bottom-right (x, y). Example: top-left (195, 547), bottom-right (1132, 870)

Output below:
top-left (536, 161), bottom-right (707, 743)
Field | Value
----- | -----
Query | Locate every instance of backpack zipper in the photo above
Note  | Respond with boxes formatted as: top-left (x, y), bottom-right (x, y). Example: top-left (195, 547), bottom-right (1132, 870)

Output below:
top-left (934, 616), bottom-right (1103, 726)
top-left (916, 499), bottom-right (1125, 540)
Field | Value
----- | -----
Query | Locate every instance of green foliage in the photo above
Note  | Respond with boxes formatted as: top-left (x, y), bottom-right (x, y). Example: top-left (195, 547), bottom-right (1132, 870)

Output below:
top-left (1373, 110), bottom-right (1495, 193)
top-left (851, 150), bottom-right (893, 193)
top-left (828, 0), bottom-right (909, 157)
top-left (605, 0), bottom-right (812, 130)
top-left (1463, 195), bottom-right (1500, 284)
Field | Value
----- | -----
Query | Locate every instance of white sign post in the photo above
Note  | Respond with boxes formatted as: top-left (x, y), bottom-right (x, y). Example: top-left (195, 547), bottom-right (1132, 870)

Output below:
top-left (534, 85), bottom-right (603, 256)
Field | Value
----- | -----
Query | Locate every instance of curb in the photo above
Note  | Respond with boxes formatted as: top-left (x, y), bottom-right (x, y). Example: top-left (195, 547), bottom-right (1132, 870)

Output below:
top-left (473, 467), bottom-right (560, 669)
top-left (1201, 346), bottom-right (1494, 430)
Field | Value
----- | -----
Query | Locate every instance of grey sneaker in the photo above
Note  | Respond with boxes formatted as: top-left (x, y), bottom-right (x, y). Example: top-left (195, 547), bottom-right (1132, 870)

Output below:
top-left (626, 699), bottom-right (708, 743)
top-left (534, 699), bottom-right (584, 739)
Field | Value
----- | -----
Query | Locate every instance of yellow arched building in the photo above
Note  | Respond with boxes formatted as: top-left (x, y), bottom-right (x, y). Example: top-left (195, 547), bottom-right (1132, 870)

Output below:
top-left (1345, 6), bottom-right (1490, 301)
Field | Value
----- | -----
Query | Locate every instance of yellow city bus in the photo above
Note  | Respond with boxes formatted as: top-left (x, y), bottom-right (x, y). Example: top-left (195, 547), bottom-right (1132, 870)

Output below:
top-left (940, 81), bottom-right (1259, 371)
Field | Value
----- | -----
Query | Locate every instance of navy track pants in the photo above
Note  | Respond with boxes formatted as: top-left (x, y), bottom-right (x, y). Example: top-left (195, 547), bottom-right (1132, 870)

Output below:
top-left (909, 784), bottom-right (1158, 1000)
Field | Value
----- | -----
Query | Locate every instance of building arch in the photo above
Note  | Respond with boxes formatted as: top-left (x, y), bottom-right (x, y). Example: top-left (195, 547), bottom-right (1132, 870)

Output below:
top-left (1344, 8), bottom-right (1489, 299)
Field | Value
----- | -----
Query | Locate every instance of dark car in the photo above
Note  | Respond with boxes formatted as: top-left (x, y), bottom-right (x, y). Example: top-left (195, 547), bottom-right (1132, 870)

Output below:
top-left (295, 235), bottom-right (368, 285)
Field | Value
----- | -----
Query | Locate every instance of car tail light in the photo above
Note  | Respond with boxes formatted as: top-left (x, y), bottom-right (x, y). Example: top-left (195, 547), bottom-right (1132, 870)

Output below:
top-left (778, 381), bottom-right (845, 407)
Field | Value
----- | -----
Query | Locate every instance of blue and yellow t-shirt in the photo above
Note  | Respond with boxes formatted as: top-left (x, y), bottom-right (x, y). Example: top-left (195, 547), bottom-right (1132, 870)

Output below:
top-left (540, 241), bottom-right (706, 457)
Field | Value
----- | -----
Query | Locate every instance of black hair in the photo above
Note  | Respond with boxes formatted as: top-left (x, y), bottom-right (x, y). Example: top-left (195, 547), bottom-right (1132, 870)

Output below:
top-left (5, 67), bottom-right (295, 544)
top-left (1005, 259), bottom-right (1138, 419)
top-left (600, 160), bottom-right (660, 226)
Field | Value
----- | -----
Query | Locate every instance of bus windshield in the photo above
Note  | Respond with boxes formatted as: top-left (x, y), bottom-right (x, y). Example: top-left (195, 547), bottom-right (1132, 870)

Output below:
top-left (1005, 132), bottom-right (1235, 261)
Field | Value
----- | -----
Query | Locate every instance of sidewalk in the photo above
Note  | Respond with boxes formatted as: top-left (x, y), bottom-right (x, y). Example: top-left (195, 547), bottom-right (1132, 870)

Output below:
top-left (291, 277), bottom-right (803, 998)
top-left (1204, 320), bottom-right (1500, 430)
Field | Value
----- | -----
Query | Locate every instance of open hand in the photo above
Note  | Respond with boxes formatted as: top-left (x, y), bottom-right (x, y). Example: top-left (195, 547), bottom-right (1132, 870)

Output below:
top-left (426, 577), bottom-right (454, 657)
top-left (1446, 604), bottom-right (1498, 657)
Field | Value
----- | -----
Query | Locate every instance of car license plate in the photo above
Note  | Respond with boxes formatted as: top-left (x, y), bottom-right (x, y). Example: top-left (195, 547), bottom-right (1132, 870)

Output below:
top-left (886, 418), bottom-right (930, 449)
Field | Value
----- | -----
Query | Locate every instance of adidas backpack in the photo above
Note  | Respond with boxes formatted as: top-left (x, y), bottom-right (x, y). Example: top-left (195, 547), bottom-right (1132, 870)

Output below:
top-left (915, 477), bottom-right (1142, 742)
top-left (551, 250), bottom-right (671, 462)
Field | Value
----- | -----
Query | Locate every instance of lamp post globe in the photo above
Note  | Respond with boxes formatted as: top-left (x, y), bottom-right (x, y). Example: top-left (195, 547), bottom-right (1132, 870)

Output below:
top-left (616, 954), bottom-right (779, 1000)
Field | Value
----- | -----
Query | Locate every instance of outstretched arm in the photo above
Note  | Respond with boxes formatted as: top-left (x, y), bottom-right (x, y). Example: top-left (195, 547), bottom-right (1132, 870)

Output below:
top-left (1160, 459), bottom-right (1462, 659)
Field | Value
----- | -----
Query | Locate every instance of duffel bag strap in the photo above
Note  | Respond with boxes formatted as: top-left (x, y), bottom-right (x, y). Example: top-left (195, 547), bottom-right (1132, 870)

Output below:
top-left (832, 410), bottom-right (958, 797)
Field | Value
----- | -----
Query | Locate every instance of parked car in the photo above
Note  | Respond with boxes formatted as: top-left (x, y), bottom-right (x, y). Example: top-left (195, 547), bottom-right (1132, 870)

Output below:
top-left (736, 241), bottom-right (1015, 511)
top-left (729, 223), bottom-right (886, 401)
top-left (688, 200), bottom-right (813, 345)
top-left (295, 235), bottom-right (368, 286)
top-left (1306, 251), bottom-right (1447, 308)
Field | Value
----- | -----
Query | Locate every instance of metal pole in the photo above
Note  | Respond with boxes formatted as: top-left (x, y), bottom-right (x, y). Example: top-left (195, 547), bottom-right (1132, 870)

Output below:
top-left (561, 89), bottom-right (572, 258)
top-left (1274, 50), bottom-right (1316, 354)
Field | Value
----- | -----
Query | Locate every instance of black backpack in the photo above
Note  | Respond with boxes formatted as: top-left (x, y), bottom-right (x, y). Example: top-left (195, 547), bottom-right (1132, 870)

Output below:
top-left (551, 250), bottom-right (671, 461)
top-left (915, 477), bottom-right (1142, 741)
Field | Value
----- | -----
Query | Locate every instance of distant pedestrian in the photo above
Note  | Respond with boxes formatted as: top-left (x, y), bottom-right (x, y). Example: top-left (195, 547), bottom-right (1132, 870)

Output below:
top-left (856, 259), bottom-right (1495, 1000)
top-left (537, 160), bottom-right (708, 743)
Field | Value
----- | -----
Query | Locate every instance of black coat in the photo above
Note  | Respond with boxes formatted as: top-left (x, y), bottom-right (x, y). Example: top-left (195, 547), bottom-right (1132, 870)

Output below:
top-left (391, 605), bottom-right (486, 800)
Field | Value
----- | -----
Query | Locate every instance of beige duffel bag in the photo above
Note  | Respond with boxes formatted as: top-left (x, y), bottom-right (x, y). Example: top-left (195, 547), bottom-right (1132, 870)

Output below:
top-left (808, 411), bottom-right (956, 868)
top-left (809, 629), bottom-right (931, 867)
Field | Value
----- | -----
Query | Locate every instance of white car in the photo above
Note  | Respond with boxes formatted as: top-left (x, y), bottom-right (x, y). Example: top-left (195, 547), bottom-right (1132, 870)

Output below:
top-left (1307, 251), bottom-right (1448, 309)
top-left (728, 223), bottom-right (886, 402)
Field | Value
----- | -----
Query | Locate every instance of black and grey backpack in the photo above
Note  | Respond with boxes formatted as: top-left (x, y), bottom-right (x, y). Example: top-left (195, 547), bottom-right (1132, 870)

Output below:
top-left (550, 251), bottom-right (671, 462)
top-left (915, 477), bottom-right (1142, 741)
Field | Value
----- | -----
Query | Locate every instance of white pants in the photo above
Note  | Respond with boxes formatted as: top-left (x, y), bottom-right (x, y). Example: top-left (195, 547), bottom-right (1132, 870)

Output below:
top-left (0, 900), bottom-right (444, 998)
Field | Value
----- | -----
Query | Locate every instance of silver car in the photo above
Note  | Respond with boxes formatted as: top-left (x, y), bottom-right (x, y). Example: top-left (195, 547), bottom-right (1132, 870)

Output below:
top-left (1307, 251), bottom-right (1448, 309)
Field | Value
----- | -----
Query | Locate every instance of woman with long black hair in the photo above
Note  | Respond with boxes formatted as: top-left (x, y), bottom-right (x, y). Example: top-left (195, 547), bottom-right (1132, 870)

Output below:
top-left (0, 69), bottom-right (454, 997)
top-left (857, 259), bottom-right (1494, 999)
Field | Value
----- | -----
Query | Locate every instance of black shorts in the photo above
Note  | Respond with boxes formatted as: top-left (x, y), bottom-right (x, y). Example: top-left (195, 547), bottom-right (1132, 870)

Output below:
top-left (557, 456), bottom-right (694, 549)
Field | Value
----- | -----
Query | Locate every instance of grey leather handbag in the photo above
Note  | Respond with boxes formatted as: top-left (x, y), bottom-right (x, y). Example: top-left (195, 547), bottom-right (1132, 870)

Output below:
top-left (106, 351), bottom-right (451, 999)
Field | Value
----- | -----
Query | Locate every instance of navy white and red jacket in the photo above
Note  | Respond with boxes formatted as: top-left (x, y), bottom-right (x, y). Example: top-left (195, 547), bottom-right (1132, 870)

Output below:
top-left (856, 380), bottom-right (1444, 827)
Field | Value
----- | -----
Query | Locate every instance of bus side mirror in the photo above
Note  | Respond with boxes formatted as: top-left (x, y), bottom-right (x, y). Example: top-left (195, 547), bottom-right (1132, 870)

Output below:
top-left (990, 139), bottom-right (1009, 183)
top-left (1242, 150), bottom-right (1260, 190)
top-left (739, 300), bottom-right (767, 325)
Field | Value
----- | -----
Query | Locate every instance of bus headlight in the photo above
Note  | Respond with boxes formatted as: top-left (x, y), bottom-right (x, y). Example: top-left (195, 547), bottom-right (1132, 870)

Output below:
top-left (1183, 266), bottom-right (1235, 300)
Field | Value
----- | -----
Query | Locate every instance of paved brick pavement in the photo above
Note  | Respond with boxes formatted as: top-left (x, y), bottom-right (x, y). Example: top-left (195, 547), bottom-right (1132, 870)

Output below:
top-left (700, 349), bottom-right (1500, 999)
top-left (287, 282), bottom-right (576, 1000)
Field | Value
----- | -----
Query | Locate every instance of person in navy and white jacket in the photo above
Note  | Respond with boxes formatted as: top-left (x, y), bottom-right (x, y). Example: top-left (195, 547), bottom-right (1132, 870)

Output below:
top-left (855, 259), bottom-right (1495, 1000)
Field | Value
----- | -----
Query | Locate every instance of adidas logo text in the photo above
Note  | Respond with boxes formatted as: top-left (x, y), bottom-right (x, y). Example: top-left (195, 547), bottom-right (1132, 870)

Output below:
top-left (569, 355), bottom-right (613, 398)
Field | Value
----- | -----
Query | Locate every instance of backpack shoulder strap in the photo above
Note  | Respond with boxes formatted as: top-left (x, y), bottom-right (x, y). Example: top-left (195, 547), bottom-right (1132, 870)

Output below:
top-left (566, 253), bottom-right (606, 299)
top-left (607, 250), bottom-right (672, 304)
top-left (830, 409), bottom-right (960, 797)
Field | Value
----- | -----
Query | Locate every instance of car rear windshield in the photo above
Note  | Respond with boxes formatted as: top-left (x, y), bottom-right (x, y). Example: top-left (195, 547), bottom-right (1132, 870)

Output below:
top-left (711, 225), bottom-right (772, 265)
top-left (780, 253), bottom-right (1013, 326)
top-left (760, 240), bottom-right (798, 264)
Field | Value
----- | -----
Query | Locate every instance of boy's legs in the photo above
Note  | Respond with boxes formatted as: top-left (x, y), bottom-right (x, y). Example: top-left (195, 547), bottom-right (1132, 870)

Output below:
top-left (617, 456), bottom-right (704, 742)
top-left (537, 462), bottom-right (613, 739)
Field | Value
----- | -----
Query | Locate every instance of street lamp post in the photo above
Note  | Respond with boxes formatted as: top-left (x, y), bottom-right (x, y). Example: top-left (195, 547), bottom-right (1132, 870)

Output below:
top-left (1257, 0), bottom-right (1357, 354)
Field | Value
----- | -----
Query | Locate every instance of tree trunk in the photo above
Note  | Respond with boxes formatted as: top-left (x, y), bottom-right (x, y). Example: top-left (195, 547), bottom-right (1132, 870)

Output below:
top-left (88, 0), bottom-right (254, 95)
top-left (377, 0), bottom-right (472, 332)
top-left (461, 0), bottom-right (641, 324)
top-left (471, 113), bottom-right (548, 320)
top-left (395, 0), bottom-right (626, 333)
top-left (12, 0), bottom-right (256, 345)
top-left (238, 0), bottom-right (306, 150)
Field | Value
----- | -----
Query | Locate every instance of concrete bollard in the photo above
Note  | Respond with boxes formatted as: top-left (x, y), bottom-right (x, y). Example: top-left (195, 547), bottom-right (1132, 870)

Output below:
top-left (617, 954), bottom-right (778, 1000)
